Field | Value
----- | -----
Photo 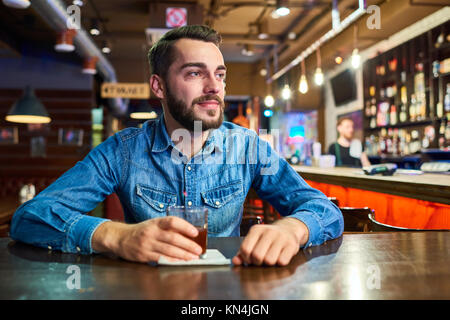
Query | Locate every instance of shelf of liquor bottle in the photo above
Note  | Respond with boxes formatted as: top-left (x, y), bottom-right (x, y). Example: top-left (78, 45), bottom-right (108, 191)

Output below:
top-left (434, 71), bottom-right (450, 78)
top-left (430, 42), bottom-right (450, 53)
top-left (364, 118), bottom-right (441, 131)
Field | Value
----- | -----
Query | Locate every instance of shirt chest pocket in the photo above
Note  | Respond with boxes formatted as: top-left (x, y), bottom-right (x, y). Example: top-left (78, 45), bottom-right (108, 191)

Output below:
top-left (133, 184), bottom-right (177, 220)
top-left (201, 180), bottom-right (244, 235)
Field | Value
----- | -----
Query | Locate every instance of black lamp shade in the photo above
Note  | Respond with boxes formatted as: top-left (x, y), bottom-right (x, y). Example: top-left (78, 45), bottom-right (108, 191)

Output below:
top-left (6, 86), bottom-right (51, 124)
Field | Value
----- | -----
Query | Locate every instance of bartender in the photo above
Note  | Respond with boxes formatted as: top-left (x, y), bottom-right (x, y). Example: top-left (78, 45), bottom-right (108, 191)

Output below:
top-left (328, 117), bottom-right (371, 167)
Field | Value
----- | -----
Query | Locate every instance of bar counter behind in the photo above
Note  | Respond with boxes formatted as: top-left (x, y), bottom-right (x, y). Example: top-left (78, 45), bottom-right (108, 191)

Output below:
top-left (292, 165), bottom-right (450, 230)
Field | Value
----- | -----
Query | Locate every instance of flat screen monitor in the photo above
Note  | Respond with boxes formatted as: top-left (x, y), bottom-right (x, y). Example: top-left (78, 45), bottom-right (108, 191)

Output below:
top-left (330, 69), bottom-right (357, 106)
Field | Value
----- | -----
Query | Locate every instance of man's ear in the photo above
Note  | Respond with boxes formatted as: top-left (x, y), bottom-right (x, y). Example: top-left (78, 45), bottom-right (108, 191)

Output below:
top-left (150, 74), bottom-right (165, 99)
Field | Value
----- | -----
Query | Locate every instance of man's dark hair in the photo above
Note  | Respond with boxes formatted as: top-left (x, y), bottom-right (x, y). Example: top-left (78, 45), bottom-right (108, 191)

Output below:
top-left (148, 25), bottom-right (222, 81)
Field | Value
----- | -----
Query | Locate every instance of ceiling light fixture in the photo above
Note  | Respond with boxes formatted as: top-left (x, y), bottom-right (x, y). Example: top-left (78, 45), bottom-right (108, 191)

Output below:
top-left (241, 44), bottom-right (254, 56)
top-left (82, 56), bottom-right (98, 74)
top-left (275, 0), bottom-right (290, 17)
top-left (89, 19), bottom-right (101, 36)
top-left (101, 40), bottom-right (111, 54)
top-left (257, 21), bottom-right (269, 40)
top-left (54, 29), bottom-right (77, 52)
top-left (6, 86), bottom-right (51, 124)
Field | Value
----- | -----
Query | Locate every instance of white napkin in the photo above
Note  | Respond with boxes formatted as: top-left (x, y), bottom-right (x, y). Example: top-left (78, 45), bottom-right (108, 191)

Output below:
top-left (158, 249), bottom-right (231, 266)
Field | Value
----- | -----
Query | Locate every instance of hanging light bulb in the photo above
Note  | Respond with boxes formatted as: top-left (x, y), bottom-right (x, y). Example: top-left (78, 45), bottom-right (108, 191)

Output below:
top-left (281, 84), bottom-right (291, 100)
top-left (299, 74), bottom-right (308, 94)
top-left (351, 26), bottom-right (361, 69)
top-left (314, 47), bottom-right (324, 86)
top-left (351, 48), bottom-right (361, 69)
top-left (264, 94), bottom-right (275, 107)
top-left (298, 60), bottom-right (308, 94)
top-left (314, 68), bottom-right (324, 86)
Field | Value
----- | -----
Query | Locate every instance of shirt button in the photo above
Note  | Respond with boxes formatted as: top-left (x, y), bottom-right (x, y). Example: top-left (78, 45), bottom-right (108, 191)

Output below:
top-left (215, 201), bottom-right (220, 206)
top-left (159, 203), bottom-right (164, 208)
top-left (47, 246), bottom-right (52, 250)
top-left (187, 166), bottom-right (191, 171)
top-left (187, 201), bottom-right (192, 206)
top-left (76, 246), bottom-right (81, 252)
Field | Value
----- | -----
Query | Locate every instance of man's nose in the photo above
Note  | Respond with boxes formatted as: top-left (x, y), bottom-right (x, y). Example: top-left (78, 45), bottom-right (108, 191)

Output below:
top-left (203, 74), bottom-right (221, 94)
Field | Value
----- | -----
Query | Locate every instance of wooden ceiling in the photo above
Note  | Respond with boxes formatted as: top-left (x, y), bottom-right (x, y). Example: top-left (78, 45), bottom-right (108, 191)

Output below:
top-left (0, 0), bottom-right (448, 84)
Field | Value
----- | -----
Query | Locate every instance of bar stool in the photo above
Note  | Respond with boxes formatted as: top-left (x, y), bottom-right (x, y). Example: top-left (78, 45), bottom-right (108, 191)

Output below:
top-left (328, 197), bottom-right (339, 207)
top-left (368, 213), bottom-right (450, 232)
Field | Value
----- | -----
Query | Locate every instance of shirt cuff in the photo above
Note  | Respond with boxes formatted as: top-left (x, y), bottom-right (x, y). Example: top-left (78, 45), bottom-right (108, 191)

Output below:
top-left (67, 215), bottom-right (110, 254)
top-left (288, 211), bottom-right (323, 249)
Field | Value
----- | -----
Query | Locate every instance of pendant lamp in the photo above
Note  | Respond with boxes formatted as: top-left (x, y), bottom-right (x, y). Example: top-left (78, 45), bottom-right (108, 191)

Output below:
top-left (6, 86), bottom-right (51, 124)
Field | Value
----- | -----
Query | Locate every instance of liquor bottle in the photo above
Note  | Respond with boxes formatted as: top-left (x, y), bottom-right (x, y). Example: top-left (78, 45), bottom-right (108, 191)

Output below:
top-left (445, 121), bottom-right (450, 146)
top-left (432, 60), bottom-right (440, 78)
top-left (379, 128), bottom-right (387, 154)
top-left (410, 130), bottom-right (420, 154)
top-left (404, 132), bottom-right (411, 155)
top-left (370, 98), bottom-right (377, 116)
top-left (435, 30), bottom-right (444, 48)
top-left (445, 84), bottom-right (450, 115)
top-left (386, 128), bottom-right (394, 155)
top-left (392, 129), bottom-right (399, 156)
top-left (399, 129), bottom-right (406, 156)
top-left (437, 102), bottom-right (444, 118)
top-left (410, 94), bottom-right (417, 122)
top-left (399, 86), bottom-right (408, 122)
top-left (438, 120), bottom-right (445, 149)
top-left (365, 101), bottom-right (371, 117)
top-left (390, 105), bottom-right (397, 126)
top-left (418, 95), bottom-right (427, 121)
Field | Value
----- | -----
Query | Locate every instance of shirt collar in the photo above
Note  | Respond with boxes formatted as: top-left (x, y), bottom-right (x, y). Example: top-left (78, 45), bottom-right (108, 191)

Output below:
top-left (151, 114), bottom-right (173, 153)
top-left (151, 114), bottom-right (224, 154)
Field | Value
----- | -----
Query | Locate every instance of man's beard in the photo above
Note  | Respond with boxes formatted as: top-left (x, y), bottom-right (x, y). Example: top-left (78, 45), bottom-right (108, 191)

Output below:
top-left (165, 85), bottom-right (224, 132)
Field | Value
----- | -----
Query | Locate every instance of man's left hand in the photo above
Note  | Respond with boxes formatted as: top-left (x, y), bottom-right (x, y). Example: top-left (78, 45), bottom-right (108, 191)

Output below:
top-left (232, 218), bottom-right (309, 266)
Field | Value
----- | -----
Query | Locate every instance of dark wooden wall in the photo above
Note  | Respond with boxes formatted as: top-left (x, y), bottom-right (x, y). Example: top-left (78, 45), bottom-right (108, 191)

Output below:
top-left (0, 88), bottom-right (94, 198)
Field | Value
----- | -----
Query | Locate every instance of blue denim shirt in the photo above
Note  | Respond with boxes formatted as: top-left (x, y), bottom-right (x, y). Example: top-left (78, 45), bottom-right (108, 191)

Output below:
top-left (10, 115), bottom-right (343, 254)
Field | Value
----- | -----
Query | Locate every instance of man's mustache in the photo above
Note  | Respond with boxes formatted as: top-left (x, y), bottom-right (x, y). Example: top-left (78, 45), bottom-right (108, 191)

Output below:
top-left (192, 95), bottom-right (224, 107)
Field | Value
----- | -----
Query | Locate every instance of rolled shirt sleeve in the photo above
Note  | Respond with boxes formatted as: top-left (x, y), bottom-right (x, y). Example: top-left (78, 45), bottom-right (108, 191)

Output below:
top-left (10, 134), bottom-right (125, 254)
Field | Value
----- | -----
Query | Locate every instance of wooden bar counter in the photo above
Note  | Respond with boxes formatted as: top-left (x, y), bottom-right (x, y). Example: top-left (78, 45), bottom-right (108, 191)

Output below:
top-left (0, 233), bottom-right (449, 300)
top-left (292, 165), bottom-right (450, 229)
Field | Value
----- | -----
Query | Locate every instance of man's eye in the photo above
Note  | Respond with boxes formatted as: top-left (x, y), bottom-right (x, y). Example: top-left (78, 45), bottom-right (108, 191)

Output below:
top-left (216, 73), bottom-right (226, 80)
top-left (188, 71), bottom-right (200, 77)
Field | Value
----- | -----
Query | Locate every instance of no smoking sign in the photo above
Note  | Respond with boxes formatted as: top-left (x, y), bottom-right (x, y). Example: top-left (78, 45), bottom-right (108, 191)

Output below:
top-left (166, 7), bottom-right (187, 28)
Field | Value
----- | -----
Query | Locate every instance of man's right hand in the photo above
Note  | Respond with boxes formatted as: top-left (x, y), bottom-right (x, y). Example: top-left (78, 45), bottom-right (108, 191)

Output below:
top-left (91, 217), bottom-right (203, 263)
